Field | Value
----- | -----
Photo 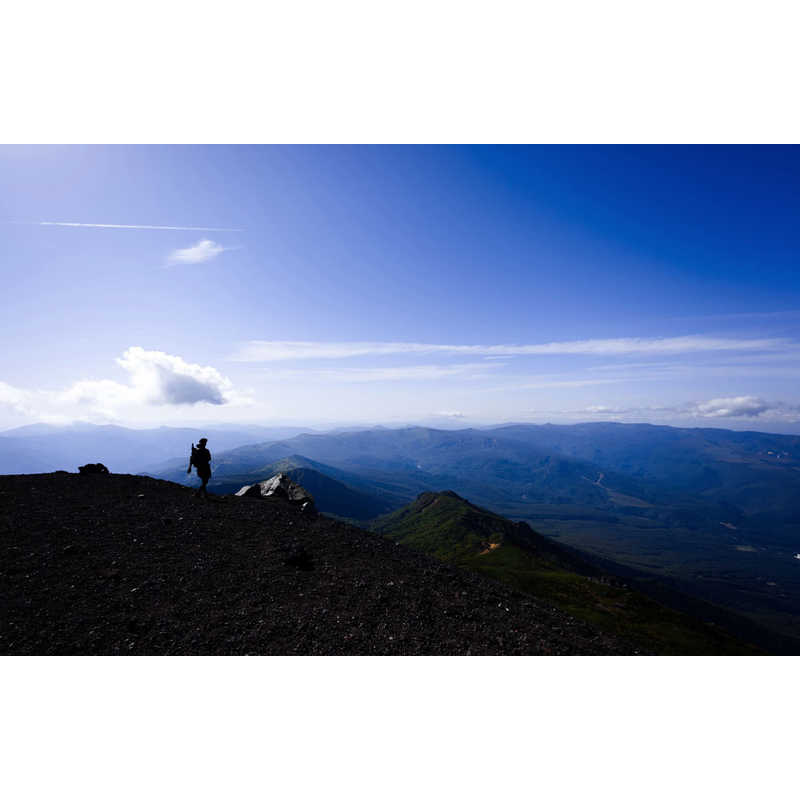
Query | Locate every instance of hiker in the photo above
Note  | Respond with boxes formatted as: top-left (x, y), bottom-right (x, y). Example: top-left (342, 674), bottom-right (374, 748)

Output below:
top-left (188, 438), bottom-right (212, 497)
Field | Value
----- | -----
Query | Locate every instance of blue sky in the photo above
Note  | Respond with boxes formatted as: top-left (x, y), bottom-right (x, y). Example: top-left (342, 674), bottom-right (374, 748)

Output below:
top-left (2, 144), bottom-right (799, 431)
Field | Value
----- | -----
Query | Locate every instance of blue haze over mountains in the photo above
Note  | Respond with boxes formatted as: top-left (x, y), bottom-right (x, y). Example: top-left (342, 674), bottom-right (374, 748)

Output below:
top-left (0, 423), bottom-right (313, 475)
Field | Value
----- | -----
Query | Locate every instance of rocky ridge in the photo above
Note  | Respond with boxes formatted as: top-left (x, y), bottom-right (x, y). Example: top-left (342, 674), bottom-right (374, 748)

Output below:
top-left (0, 473), bottom-right (641, 655)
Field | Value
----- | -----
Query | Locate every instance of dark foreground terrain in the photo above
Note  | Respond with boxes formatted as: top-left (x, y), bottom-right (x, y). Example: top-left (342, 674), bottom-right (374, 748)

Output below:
top-left (0, 473), bottom-right (638, 655)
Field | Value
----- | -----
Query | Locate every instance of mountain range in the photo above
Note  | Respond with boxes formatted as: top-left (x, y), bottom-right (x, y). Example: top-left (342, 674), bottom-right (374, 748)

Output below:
top-left (0, 422), bottom-right (314, 474)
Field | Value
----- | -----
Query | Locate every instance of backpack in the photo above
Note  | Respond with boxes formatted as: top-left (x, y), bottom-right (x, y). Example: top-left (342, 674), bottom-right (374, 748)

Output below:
top-left (189, 444), bottom-right (210, 470)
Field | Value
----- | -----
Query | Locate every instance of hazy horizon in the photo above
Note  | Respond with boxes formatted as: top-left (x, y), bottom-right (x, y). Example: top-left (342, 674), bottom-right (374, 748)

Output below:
top-left (3, 415), bottom-right (800, 438)
top-left (3, 145), bottom-right (799, 435)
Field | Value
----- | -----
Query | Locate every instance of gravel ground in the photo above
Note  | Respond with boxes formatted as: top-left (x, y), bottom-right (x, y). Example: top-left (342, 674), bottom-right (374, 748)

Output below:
top-left (0, 473), bottom-right (640, 655)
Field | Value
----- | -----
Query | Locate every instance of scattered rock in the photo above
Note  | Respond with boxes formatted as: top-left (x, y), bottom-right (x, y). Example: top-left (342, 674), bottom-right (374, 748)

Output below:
top-left (78, 463), bottom-right (110, 475)
top-left (236, 473), bottom-right (316, 514)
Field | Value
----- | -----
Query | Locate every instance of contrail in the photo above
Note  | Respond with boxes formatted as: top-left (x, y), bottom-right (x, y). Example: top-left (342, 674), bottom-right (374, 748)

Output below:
top-left (36, 221), bottom-right (242, 232)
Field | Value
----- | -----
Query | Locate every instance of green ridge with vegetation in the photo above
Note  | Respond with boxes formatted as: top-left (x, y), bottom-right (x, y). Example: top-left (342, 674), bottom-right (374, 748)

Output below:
top-left (371, 491), bottom-right (759, 655)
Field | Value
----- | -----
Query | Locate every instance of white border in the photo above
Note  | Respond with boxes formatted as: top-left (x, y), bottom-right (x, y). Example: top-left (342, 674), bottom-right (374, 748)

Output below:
top-left (2, 656), bottom-right (797, 799)
top-left (3, 2), bottom-right (798, 143)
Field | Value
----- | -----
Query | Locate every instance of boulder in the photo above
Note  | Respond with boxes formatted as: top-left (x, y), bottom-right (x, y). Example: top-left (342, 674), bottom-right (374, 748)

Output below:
top-left (78, 463), bottom-right (110, 475)
top-left (235, 473), bottom-right (316, 513)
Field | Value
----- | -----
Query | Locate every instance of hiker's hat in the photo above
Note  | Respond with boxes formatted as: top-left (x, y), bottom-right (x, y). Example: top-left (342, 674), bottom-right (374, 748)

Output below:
top-left (199, 437), bottom-right (208, 445)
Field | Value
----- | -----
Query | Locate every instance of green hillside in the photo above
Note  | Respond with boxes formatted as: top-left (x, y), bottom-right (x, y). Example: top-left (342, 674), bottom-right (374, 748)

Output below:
top-left (371, 491), bottom-right (759, 655)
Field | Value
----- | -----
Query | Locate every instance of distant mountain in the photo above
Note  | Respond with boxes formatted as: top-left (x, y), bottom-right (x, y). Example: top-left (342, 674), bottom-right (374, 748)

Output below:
top-left (154, 440), bottom-right (445, 511)
top-left (197, 425), bottom-right (646, 507)
top-left (491, 422), bottom-right (800, 513)
top-left (0, 423), bottom-right (313, 475)
top-left (0, 438), bottom-right (55, 474)
top-left (370, 491), bottom-right (760, 655)
top-left (195, 422), bottom-right (800, 528)
top-left (156, 451), bottom-right (396, 521)
top-left (210, 457), bottom-right (394, 520)
top-left (265, 465), bottom-right (394, 520)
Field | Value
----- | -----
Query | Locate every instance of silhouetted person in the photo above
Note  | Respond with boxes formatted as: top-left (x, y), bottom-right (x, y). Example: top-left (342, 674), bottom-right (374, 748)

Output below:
top-left (188, 438), bottom-right (212, 497)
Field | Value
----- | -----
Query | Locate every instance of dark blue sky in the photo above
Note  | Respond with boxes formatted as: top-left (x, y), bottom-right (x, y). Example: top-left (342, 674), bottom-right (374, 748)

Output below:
top-left (2, 145), bottom-right (799, 429)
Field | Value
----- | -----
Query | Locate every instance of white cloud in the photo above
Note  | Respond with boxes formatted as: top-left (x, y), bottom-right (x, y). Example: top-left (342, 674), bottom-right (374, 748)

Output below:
top-left (0, 381), bottom-right (114, 424)
top-left (113, 347), bottom-right (237, 405)
top-left (60, 348), bottom-right (241, 417)
top-left (167, 239), bottom-right (225, 265)
top-left (585, 405), bottom-right (619, 414)
top-left (0, 348), bottom-right (245, 424)
top-left (692, 396), bottom-right (772, 418)
top-left (232, 335), bottom-right (789, 362)
top-left (0, 382), bottom-right (37, 417)
top-left (61, 379), bottom-right (135, 408)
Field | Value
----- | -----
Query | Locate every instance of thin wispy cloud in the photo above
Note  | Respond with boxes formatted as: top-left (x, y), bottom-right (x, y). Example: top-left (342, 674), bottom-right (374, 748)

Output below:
top-left (167, 239), bottom-right (226, 265)
top-left (36, 221), bottom-right (242, 231)
top-left (577, 398), bottom-right (800, 422)
top-left (672, 309), bottom-right (800, 323)
top-left (482, 376), bottom-right (645, 392)
top-left (263, 363), bottom-right (499, 383)
top-left (232, 335), bottom-right (790, 362)
top-left (585, 358), bottom-right (800, 383)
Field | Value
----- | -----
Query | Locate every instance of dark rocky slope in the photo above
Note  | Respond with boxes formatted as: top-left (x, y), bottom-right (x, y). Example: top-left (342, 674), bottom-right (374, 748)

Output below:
top-left (0, 473), bottom-right (638, 655)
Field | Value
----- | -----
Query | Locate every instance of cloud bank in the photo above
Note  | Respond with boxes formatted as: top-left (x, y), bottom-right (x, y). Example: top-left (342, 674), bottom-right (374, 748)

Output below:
top-left (0, 348), bottom-right (244, 424)
top-left (0, 382), bottom-right (37, 417)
